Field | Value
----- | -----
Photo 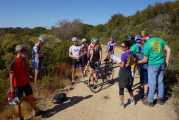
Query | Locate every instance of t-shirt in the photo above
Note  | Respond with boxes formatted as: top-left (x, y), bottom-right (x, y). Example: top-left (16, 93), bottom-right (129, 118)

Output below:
top-left (88, 43), bottom-right (94, 55)
top-left (143, 37), bottom-right (167, 65)
top-left (130, 44), bottom-right (140, 55)
top-left (69, 45), bottom-right (83, 58)
top-left (9, 57), bottom-right (29, 87)
top-left (81, 44), bottom-right (88, 54)
top-left (32, 44), bottom-right (43, 63)
top-left (120, 51), bottom-right (134, 69)
top-left (107, 41), bottom-right (116, 50)
top-left (92, 48), bottom-right (102, 62)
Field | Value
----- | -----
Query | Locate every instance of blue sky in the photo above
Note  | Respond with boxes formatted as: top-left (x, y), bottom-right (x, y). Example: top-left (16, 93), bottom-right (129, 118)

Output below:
top-left (0, 0), bottom-right (176, 28)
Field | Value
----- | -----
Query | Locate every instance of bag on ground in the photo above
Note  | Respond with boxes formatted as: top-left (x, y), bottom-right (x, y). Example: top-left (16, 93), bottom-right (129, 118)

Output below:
top-left (52, 93), bottom-right (66, 103)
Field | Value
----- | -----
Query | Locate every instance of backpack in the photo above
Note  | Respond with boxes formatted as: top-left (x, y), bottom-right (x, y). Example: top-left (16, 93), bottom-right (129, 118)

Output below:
top-left (52, 93), bottom-right (66, 103)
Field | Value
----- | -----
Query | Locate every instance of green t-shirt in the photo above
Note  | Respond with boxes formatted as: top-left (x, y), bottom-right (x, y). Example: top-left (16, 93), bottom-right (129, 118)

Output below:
top-left (130, 44), bottom-right (140, 55)
top-left (143, 37), bottom-right (167, 65)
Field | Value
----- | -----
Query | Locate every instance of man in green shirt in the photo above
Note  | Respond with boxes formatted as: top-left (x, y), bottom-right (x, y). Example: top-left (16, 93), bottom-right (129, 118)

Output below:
top-left (137, 31), bottom-right (171, 107)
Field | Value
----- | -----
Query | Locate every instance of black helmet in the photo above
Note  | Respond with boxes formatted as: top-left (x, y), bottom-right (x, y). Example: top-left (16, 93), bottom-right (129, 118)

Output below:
top-left (127, 35), bottom-right (135, 41)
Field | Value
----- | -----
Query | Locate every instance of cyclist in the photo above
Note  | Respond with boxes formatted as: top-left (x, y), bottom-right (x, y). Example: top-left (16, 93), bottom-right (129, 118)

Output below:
top-left (113, 41), bottom-right (135, 109)
top-left (105, 37), bottom-right (116, 61)
top-left (81, 38), bottom-right (88, 74)
top-left (9, 44), bottom-right (46, 120)
top-left (69, 37), bottom-right (85, 85)
top-left (127, 35), bottom-right (140, 77)
top-left (32, 37), bottom-right (46, 89)
top-left (89, 38), bottom-right (102, 89)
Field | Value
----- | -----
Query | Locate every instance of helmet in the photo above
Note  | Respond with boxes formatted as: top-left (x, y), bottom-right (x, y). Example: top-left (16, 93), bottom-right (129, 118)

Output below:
top-left (91, 38), bottom-right (99, 43)
top-left (81, 38), bottom-right (87, 43)
top-left (8, 96), bottom-right (20, 106)
top-left (38, 37), bottom-right (46, 43)
top-left (71, 37), bottom-right (78, 42)
top-left (127, 35), bottom-right (135, 41)
top-left (135, 35), bottom-right (141, 43)
top-left (110, 37), bottom-right (114, 40)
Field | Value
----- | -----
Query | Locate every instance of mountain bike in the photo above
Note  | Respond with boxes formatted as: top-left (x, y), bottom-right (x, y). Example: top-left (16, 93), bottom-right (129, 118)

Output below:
top-left (88, 60), bottom-right (113, 93)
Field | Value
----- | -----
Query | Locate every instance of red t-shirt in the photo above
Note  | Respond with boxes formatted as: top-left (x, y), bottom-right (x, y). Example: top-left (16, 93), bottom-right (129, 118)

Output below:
top-left (9, 57), bottom-right (29, 87)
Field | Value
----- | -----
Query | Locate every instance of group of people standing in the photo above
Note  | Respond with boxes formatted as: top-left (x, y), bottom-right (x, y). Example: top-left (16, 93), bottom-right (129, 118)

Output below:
top-left (7, 30), bottom-right (171, 119)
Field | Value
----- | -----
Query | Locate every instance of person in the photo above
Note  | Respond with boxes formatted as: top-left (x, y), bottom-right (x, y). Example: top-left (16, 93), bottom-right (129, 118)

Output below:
top-left (32, 37), bottom-right (46, 89)
top-left (105, 37), bottom-right (116, 61)
top-left (127, 35), bottom-right (140, 77)
top-left (138, 36), bottom-right (148, 100)
top-left (69, 37), bottom-right (85, 85)
top-left (81, 38), bottom-right (88, 74)
top-left (137, 31), bottom-right (171, 107)
top-left (89, 38), bottom-right (102, 89)
top-left (113, 40), bottom-right (135, 109)
top-left (9, 44), bottom-right (46, 120)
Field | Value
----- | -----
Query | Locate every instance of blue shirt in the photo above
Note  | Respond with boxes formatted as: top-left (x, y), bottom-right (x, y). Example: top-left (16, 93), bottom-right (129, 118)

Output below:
top-left (32, 44), bottom-right (43, 63)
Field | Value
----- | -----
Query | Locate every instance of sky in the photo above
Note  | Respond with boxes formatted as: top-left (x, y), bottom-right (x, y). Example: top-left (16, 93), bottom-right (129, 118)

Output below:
top-left (0, 0), bottom-right (176, 28)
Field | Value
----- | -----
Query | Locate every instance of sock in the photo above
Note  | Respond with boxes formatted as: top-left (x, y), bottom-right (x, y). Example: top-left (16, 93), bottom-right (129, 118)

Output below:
top-left (72, 80), bottom-right (74, 82)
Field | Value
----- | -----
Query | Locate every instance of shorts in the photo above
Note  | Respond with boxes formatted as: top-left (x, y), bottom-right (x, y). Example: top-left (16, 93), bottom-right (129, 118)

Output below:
top-left (14, 84), bottom-right (33, 98)
top-left (118, 69), bottom-right (133, 88)
top-left (108, 49), bottom-right (113, 53)
top-left (82, 54), bottom-right (88, 67)
top-left (139, 65), bottom-right (148, 84)
top-left (72, 59), bottom-right (83, 68)
top-left (33, 61), bottom-right (41, 71)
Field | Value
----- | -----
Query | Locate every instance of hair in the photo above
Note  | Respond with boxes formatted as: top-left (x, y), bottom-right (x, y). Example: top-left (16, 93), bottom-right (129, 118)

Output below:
top-left (15, 44), bottom-right (27, 52)
top-left (138, 31), bottom-right (152, 38)
top-left (94, 43), bottom-right (101, 51)
top-left (122, 40), bottom-right (132, 50)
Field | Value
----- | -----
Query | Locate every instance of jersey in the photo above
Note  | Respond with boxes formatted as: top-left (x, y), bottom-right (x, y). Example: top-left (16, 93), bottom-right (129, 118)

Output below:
top-left (92, 48), bottom-right (102, 62)
top-left (120, 51), bottom-right (134, 70)
top-left (130, 44), bottom-right (140, 55)
top-left (32, 44), bottom-right (42, 63)
top-left (107, 41), bottom-right (116, 50)
top-left (81, 44), bottom-right (88, 54)
top-left (69, 45), bottom-right (83, 58)
top-left (9, 57), bottom-right (29, 87)
top-left (143, 37), bottom-right (167, 65)
top-left (88, 43), bottom-right (94, 55)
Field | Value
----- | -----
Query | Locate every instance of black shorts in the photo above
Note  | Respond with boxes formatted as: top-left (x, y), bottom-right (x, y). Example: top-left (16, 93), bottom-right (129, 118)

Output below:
top-left (14, 84), bottom-right (33, 98)
top-left (118, 69), bottom-right (133, 88)
top-left (82, 54), bottom-right (88, 66)
top-left (71, 59), bottom-right (83, 68)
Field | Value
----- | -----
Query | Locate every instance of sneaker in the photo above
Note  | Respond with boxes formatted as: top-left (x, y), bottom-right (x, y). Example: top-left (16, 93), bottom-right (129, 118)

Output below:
top-left (142, 100), bottom-right (154, 107)
top-left (93, 84), bottom-right (97, 89)
top-left (156, 99), bottom-right (164, 105)
top-left (71, 82), bottom-right (75, 85)
top-left (139, 95), bottom-right (148, 101)
top-left (89, 84), bottom-right (94, 87)
top-left (130, 99), bottom-right (135, 105)
top-left (83, 70), bottom-right (86, 75)
top-left (35, 110), bottom-right (47, 116)
top-left (18, 117), bottom-right (24, 120)
top-left (120, 103), bottom-right (125, 109)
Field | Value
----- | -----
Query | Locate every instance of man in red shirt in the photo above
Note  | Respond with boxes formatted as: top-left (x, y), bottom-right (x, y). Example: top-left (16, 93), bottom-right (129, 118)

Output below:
top-left (8, 44), bottom-right (46, 120)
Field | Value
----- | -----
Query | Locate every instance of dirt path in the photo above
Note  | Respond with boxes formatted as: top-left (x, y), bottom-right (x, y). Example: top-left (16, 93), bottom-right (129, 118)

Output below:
top-left (40, 45), bottom-right (177, 120)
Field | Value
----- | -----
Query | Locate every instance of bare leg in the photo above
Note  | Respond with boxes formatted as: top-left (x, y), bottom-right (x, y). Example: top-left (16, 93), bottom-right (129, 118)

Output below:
top-left (79, 67), bottom-right (84, 80)
top-left (72, 68), bottom-right (76, 81)
top-left (119, 95), bottom-right (124, 103)
top-left (144, 84), bottom-right (149, 95)
top-left (34, 70), bottom-right (40, 86)
top-left (129, 92), bottom-right (134, 100)
top-left (14, 98), bottom-right (23, 118)
top-left (27, 94), bottom-right (38, 111)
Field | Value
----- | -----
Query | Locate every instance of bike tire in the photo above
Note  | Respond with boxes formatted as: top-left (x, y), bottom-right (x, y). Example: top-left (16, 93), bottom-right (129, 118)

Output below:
top-left (88, 70), bottom-right (104, 93)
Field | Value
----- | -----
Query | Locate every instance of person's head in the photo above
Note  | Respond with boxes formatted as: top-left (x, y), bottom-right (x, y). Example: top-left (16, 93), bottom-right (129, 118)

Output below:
top-left (81, 38), bottom-right (87, 44)
top-left (138, 31), bottom-right (152, 41)
top-left (71, 37), bottom-right (78, 45)
top-left (134, 35), bottom-right (142, 44)
top-left (127, 35), bottom-right (135, 43)
top-left (110, 37), bottom-right (114, 42)
top-left (120, 40), bottom-right (132, 52)
top-left (91, 38), bottom-right (99, 45)
top-left (15, 44), bottom-right (28, 58)
top-left (38, 37), bottom-right (46, 46)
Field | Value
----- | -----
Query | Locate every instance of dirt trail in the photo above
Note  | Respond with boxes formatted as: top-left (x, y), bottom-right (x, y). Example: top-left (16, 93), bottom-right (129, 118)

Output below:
top-left (40, 45), bottom-right (177, 120)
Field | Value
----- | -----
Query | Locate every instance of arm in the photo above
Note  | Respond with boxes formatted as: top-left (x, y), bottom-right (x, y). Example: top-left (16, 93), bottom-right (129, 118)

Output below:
top-left (9, 72), bottom-right (15, 93)
top-left (106, 45), bottom-right (109, 52)
top-left (35, 53), bottom-right (45, 58)
top-left (90, 51), bottom-right (94, 62)
top-left (137, 55), bottom-right (148, 64)
top-left (164, 45), bottom-right (171, 67)
top-left (69, 52), bottom-right (79, 59)
top-left (114, 61), bottom-right (124, 67)
top-left (99, 50), bottom-right (102, 62)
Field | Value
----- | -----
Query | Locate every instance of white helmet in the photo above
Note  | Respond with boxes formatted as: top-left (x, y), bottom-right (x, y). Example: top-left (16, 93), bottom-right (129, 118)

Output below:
top-left (91, 38), bottom-right (99, 43)
top-left (38, 37), bottom-right (46, 43)
top-left (71, 37), bottom-right (78, 41)
top-left (8, 96), bottom-right (20, 106)
top-left (81, 38), bottom-right (87, 43)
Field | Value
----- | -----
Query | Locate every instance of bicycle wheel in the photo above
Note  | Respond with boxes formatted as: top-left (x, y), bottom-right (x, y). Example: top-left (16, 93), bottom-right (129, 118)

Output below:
top-left (88, 70), bottom-right (104, 93)
top-left (39, 68), bottom-right (52, 80)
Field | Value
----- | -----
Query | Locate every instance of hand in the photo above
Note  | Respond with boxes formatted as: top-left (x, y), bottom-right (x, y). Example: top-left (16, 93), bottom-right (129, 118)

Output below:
top-left (165, 62), bottom-right (169, 67)
top-left (8, 92), bottom-right (15, 100)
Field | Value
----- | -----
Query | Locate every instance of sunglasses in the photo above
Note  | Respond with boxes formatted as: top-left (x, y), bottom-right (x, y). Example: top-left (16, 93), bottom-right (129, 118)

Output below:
top-left (120, 46), bottom-right (126, 48)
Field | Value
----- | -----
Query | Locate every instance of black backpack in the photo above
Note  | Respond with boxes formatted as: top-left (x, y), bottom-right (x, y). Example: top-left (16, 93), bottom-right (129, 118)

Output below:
top-left (52, 93), bottom-right (67, 103)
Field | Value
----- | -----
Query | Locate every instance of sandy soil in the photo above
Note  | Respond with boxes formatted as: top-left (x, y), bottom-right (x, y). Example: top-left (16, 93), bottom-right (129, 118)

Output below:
top-left (36, 45), bottom-right (177, 120)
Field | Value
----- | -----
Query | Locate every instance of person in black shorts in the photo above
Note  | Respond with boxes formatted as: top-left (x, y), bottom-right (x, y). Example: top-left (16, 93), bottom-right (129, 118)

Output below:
top-left (89, 38), bottom-right (102, 89)
top-left (8, 44), bottom-right (46, 120)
